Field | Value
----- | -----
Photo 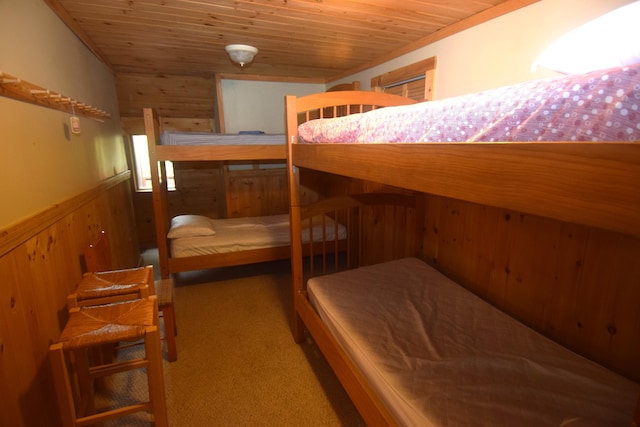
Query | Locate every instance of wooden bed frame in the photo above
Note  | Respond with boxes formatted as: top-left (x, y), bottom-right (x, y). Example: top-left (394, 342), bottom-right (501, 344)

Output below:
top-left (143, 108), bottom-right (288, 279)
top-left (284, 91), bottom-right (640, 426)
top-left (142, 81), bottom-right (365, 278)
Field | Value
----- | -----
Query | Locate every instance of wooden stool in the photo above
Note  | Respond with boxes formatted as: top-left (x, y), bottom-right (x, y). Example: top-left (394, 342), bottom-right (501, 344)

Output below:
top-left (67, 265), bottom-right (155, 370)
top-left (68, 266), bottom-right (154, 308)
top-left (80, 230), bottom-right (178, 362)
top-left (49, 296), bottom-right (168, 427)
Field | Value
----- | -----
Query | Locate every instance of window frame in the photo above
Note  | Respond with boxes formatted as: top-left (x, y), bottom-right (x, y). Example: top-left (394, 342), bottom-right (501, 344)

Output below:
top-left (131, 134), bottom-right (176, 192)
top-left (371, 56), bottom-right (437, 102)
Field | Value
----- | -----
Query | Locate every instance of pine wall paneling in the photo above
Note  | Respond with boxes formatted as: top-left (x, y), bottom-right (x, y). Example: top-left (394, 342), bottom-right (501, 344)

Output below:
top-left (170, 161), bottom-right (227, 218)
top-left (117, 72), bottom-right (215, 134)
top-left (421, 193), bottom-right (640, 383)
top-left (225, 166), bottom-right (289, 218)
top-left (133, 192), bottom-right (157, 249)
top-left (0, 172), bottom-right (140, 427)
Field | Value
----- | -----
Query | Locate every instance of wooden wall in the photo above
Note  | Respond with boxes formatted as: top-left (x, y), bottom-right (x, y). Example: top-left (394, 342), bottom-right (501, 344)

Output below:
top-left (300, 169), bottom-right (640, 384)
top-left (419, 193), bottom-right (640, 384)
top-left (225, 166), bottom-right (289, 218)
top-left (0, 173), bottom-right (141, 427)
top-left (117, 72), bottom-right (216, 135)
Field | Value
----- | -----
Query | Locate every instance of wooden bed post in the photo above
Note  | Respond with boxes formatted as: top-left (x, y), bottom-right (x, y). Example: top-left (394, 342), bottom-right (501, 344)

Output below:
top-left (213, 73), bottom-right (225, 133)
top-left (143, 108), bottom-right (171, 279)
top-left (285, 95), bottom-right (306, 342)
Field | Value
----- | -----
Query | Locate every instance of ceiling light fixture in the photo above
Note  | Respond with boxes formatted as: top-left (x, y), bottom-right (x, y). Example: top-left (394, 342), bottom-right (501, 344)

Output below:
top-left (225, 44), bottom-right (258, 67)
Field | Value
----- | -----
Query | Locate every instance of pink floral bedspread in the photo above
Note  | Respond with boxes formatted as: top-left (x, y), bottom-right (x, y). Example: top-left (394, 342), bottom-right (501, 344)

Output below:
top-left (298, 64), bottom-right (640, 143)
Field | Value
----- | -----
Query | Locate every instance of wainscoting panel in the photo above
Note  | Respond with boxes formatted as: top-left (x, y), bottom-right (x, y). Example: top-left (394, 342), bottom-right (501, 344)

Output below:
top-left (0, 171), bottom-right (139, 427)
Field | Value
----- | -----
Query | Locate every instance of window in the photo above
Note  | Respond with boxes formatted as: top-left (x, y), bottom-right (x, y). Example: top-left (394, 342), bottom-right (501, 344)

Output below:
top-left (371, 56), bottom-right (437, 102)
top-left (131, 135), bottom-right (175, 191)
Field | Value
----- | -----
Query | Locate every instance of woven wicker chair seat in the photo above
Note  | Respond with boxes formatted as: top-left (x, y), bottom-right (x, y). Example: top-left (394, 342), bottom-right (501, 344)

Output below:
top-left (59, 298), bottom-right (155, 350)
top-left (76, 267), bottom-right (151, 301)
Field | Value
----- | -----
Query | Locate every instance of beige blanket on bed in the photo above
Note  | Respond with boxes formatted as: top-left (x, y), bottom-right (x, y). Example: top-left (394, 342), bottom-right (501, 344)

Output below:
top-left (171, 214), bottom-right (345, 258)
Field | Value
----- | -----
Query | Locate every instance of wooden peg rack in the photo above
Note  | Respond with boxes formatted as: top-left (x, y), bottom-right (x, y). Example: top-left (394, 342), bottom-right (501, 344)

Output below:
top-left (0, 71), bottom-right (110, 121)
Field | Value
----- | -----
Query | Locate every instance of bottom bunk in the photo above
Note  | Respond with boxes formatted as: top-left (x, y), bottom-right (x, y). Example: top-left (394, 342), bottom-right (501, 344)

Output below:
top-left (303, 257), bottom-right (639, 426)
top-left (288, 192), bottom-right (640, 426)
top-left (164, 208), bottom-right (348, 275)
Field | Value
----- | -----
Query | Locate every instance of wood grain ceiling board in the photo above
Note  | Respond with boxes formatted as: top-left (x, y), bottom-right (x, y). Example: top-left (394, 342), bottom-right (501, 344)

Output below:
top-left (45, 0), bottom-right (539, 82)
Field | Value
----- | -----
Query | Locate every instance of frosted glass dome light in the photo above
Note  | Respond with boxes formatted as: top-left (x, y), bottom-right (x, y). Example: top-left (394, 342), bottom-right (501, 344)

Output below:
top-left (225, 44), bottom-right (258, 67)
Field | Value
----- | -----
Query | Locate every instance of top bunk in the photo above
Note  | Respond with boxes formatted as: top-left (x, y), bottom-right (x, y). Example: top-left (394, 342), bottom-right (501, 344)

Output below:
top-left (285, 64), bottom-right (640, 239)
top-left (143, 107), bottom-right (286, 162)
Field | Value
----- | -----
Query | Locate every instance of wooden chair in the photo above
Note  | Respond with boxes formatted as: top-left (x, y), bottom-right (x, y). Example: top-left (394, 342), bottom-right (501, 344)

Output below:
top-left (75, 230), bottom-right (178, 362)
top-left (49, 296), bottom-right (168, 427)
top-left (68, 233), bottom-right (155, 373)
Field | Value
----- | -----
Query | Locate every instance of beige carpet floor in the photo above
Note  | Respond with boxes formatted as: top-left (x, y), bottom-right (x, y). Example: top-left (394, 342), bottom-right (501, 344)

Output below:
top-left (95, 251), bottom-right (366, 426)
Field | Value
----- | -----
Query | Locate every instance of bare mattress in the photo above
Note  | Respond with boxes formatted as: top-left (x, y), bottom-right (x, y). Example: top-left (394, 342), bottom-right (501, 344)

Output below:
top-left (307, 257), bottom-right (639, 426)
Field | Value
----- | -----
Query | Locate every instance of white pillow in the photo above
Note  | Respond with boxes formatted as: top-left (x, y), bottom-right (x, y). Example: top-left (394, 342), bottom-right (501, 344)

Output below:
top-left (167, 215), bottom-right (216, 239)
top-left (532, 1), bottom-right (640, 74)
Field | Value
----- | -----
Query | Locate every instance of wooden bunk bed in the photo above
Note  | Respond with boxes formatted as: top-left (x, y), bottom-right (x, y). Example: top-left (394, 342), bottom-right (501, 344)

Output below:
top-left (142, 82), bottom-right (363, 279)
top-left (144, 108), bottom-right (292, 279)
top-left (285, 65), bottom-right (640, 426)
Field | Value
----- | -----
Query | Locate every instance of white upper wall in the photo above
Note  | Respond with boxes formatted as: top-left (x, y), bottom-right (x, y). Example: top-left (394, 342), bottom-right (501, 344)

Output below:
top-left (222, 0), bottom-right (636, 132)
top-left (222, 80), bottom-right (325, 134)
top-left (337, 0), bottom-right (637, 99)
top-left (0, 0), bottom-right (125, 228)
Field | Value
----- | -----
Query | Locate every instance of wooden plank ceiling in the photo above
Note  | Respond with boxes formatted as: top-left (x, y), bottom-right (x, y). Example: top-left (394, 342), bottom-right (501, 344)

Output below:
top-left (45, 0), bottom-right (539, 83)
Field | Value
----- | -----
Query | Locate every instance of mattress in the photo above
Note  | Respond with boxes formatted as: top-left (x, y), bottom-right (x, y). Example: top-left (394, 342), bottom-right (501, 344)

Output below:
top-left (170, 214), bottom-right (346, 258)
top-left (298, 64), bottom-right (640, 144)
top-left (307, 257), bottom-right (639, 426)
top-left (160, 131), bottom-right (284, 146)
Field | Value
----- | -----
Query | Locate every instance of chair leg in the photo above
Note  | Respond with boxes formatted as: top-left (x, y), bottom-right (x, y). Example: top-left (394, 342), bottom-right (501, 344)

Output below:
top-left (145, 325), bottom-right (169, 427)
top-left (74, 348), bottom-right (96, 416)
top-left (89, 344), bottom-right (113, 390)
top-left (161, 304), bottom-right (178, 362)
top-left (49, 343), bottom-right (77, 427)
